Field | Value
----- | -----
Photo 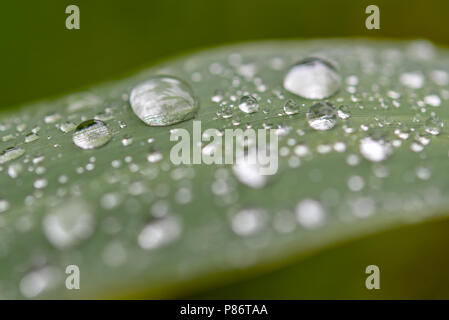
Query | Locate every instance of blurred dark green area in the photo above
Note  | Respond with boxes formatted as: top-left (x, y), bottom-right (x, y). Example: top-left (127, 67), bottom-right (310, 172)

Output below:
top-left (1, 0), bottom-right (448, 111)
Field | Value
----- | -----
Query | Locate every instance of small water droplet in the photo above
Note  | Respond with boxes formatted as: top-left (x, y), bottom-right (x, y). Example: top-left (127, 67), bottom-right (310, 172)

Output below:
top-left (0, 198), bottom-right (9, 213)
top-left (337, 105), bottom-right (351, 119)
top-left (20, 266), bottom-right (61, 298)
top-left (44, 113), bottom-right (62, 124)
top-left (231, 208), bottom-right (266, 236)
top-left (283, 99), bottom-right (300, 115)
top-left (147, 149), bottom-right (163, 163)
top-left (359, 137), bottom-right (392, 162)
top-left (284, 57), bottom-right (341, 99)
top-left (296, 199), bottom-right (325, 229)
top-left (8, 163), bottom-right (23, 179)
top-left (129, 76), bottom-right (198, 126)
top-left (306, 102), bottom-right (337, 131)
top-left (24, 133), bottom-right (39, 143)
top-left (59, 122), bottom-right (76, 133)
top-left (400, 72), bottom-right (424, 89)
top-left (0, 147), bottom-right (25, 164)
top-left (138, 216), bottom-right (181, 250)
top-left (72, 120), bottom-right (112, 150)
top-left (121, 135), bottom-right (133, 146)
top-left (33, 178), bottom-right (48, 189)
top-left (424, 115), bottom-right (443, 135)
top-left (232, 148), bottom-right (268, 189)
top-left (424, 94), bottom-right (441, 107)
top-left (238, 95), bottom-right (259, 114)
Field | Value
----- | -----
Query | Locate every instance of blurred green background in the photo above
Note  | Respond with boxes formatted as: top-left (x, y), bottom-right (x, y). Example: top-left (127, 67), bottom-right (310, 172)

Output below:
top-left (1, 0), bottom-right (448, 111)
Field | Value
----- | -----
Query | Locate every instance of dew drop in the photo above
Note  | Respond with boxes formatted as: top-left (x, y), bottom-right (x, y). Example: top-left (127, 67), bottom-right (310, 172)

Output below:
top-left (232, 147), bottom-right (268, 189)
top-left (20, 266), bottom-right (61, 298)
top-left (424, 115), bottom-right (443, 135)
top-left (138, 216), bottom-right (181, 250)
top-left (59, 122), bottom-right (76, 133)
top-left (0, 147), bottom-right (25, 164)
top-left (337, 105), bottom-right (351, 120)
top-left (400, 72), bottom-right (424, 89)
top-left (0, 198), bottom-right (9, 213)
top-left (24, 133), bottom-right (39, 143)
top-left (72, 120), bottom-right (112, 150)
top-left (359, 137), bottom-right (392, 162)
top-left (306, 102), bottom-right (337, 131)
top-left (44, 113), bottom-right (62, 124)
top-left (283, 99), bottom-right (300, 115)
top-left (424, 94), bottom-right (441, 107)
top-left (283, 57), bottom-right (341, 99)
top-left (296, 199), bottom-right (326, 229)
top-left (238, 95), bottom-right (259, 114)
top-left (42, 200), bottom-right (95, 249)
top-left (231, 208), bottom-right (266, 236)
top-left (129, 76), bottom-right (198, 126)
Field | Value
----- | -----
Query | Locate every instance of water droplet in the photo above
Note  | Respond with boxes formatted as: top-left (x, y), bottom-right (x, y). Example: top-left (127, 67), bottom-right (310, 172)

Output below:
top-left (72, 120), bottom-right (112, 150)
top-left (138, 216), bottom-right (181, 250)
top-left (283, 57), bottom-right (341, 99)
top-left (33, 178), bottom-right (48, 189)
top-left (0, 199), bottom-right (9, 213)
top-left (231, 208), bottom-right (266, 236)
top-left (24, 133), bottom-right (39, 143)
top-left (306, 102), bottom-right (337, 131)
top-left (347, 175), bottom-right (365, 192)
top-left (44, 113), bottom-right (62, 124)
top-left (424, 94), bottom-right (441, 107)
top-left (59, 122), bottom-right (76, 133)
top-left (129, 76), bottom-right (198, 126)
top-left (424, 115), bottom-right (443, 135)
top-left (400, 72), bottom-right (424, 89)
top-left (20, 266), bottom-right (61, 298)
top-left (121, 135), bottom-right (133, 146)
top-left (0, 147), bottom-right (25, 164)
top-left (416, 166), bottom-right (431, 180)
top-left (283, 99), bottom-right (300, 115)
top-left (296, 199), bottom-right (325, 229)
top-left (43, 200), bottom-right (95, 249)
top-left (232, 147), bottom-right (268, 189)
top-left (337, 105), bottom-right (351, 119)
top-left (238, 95), bottom-right (259, 114)
top-left (359, 137), bottom-right (392, 162)
top-left (147, 149), bottom-right (163, 163)
top-left (7, 163), bottom-right (22, 179)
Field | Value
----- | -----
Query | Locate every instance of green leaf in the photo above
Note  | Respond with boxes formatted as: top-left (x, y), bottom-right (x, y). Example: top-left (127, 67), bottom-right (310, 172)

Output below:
top-left (1, 39), bottom-right (449, 299)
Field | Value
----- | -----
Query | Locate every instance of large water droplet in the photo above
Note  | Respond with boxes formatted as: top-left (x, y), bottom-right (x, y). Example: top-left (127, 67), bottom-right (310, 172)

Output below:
top-left (129, 75), bottom-right (198, 126)
top-left (0, 147), bottom-right (25, 164)
top-left (72, 120), bottom-right (112, 150)
top-left (306, 102), bottom-right (337, 131)
top-left (238, 95), bottom-right (259, 114)
top-left (283, 57), bottom-right (341, 99)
